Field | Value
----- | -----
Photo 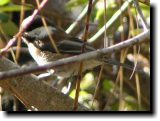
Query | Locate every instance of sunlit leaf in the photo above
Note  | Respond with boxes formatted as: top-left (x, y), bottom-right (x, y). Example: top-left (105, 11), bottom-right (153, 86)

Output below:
top-left (0, 5), bottom-right (31, 12)
top-left (130, 29), bottom-right (143, 36)
top-left (69, 89), bottom-right (92, 102)
top-left (0, 0), bottom-right (10, 6)
top-left (80, 72), bottom-right (95, 90)
top-left (66, 0), bottom-right (87, 9)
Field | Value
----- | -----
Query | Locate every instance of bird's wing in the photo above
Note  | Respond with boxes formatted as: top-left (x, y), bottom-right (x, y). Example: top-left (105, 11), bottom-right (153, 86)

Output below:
top-left (37, 38), bottom-right (95, 54)
top-left (57, 38), bottom-right (95, 54)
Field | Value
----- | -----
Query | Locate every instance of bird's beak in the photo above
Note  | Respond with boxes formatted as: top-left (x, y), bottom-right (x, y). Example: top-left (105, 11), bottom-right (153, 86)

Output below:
top-left (21, 32), bottom-right (29, 45)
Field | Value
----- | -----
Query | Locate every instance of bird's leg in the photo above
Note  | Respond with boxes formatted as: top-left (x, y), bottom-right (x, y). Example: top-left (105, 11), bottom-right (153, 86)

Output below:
top-left (37, 69), bottom-right (59, 86)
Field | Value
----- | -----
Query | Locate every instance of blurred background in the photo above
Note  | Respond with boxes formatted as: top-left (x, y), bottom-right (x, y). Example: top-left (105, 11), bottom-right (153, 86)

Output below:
top-left (0, 0), bottom-right (150, 111)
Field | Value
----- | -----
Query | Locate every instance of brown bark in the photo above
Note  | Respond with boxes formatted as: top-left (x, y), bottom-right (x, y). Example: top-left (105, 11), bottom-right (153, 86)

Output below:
top-left (0, 57), bottom-right (89, 111)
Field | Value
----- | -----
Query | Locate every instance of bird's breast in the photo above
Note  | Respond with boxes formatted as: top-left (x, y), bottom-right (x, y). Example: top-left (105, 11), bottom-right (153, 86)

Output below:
top-left (27, 43), bottom-right (47, 65)
top-left (27, 43), bottom-right (102, 78)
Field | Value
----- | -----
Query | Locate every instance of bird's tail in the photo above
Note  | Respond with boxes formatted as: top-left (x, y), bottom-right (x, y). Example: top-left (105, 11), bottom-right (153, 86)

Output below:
top-left (102, 58), bottom-right (142, 72)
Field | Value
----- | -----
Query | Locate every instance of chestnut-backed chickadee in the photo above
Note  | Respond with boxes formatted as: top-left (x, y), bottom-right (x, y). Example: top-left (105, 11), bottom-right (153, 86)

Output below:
top-left (21, 15), bottom-right (131, 78)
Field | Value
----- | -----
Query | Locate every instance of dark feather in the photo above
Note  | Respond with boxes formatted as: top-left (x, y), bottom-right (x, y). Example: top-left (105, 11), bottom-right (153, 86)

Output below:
top-left (38, 38), bottom-right (95, 54)
top-left (23, 26), bottom-right (95, 54)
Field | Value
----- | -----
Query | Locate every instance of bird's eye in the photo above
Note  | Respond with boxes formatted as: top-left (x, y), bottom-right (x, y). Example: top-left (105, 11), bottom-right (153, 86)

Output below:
top-left (34, 40), bottom-right (43, 47)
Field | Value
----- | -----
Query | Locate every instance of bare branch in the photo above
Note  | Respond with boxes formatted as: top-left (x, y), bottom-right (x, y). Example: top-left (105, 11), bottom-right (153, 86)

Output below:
top-left (134, 0), bottom-right (149, 30)
top-left (0, 0), bottom-right (48, 55)
top-left (0, 30), bottom-right (150, 81)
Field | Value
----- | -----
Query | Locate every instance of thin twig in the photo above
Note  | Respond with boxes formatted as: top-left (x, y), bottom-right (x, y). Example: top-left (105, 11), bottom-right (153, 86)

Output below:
top-left (133, 0), bottom-right (149, 31)
top-left (0, 0), bottom-right (48, 55)
top-left (35, 0), bottom-right (59, 53)
top-left (0, 25), bottom-right (18, 64)
top-left (16, 0), bottom-right (26, 61)
top-left (91, 64), bottom-right (104, 109)
top-left (65, 0), bottom-right (98, 34)
top-left (73, 0), bottom-right (93, 111)
top-left (135, 72), bottom-right (141, 110)
top-left (91, 0), bottom-right (107, 110)
top-left (118, 0), bottom-right (125, 111)
top-left (129, 45), bottom-right (141, 80)
top-left (103, 0), bottom-right (108, 48)
top-left (103, 47), bottom-right (129, 110)
top-left (88, 0), bottom-right (133, 43)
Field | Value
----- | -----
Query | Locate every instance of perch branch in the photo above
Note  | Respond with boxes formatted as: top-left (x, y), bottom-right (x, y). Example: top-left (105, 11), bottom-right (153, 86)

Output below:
top-left (0, 30), bottom-right (150, 81)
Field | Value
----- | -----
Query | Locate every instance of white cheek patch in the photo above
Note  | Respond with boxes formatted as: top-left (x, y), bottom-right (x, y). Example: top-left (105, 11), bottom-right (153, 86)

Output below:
top-left (21, 37), bottom-right (29, 44)
top-left (27, 43), bottom-right (44, 65)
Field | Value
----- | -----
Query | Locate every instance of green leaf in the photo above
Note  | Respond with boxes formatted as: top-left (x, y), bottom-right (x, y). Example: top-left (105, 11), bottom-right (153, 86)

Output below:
top-left (0, 5), bottom-right (31, 12)
top-left (102, 80), bottom-right (114, 92)
top-left (0, 0), bottom-right (10, 6)
top-left (130, 28), bottom-right (143, 36)
top-left (80, 72), bottom-right (95, 90)
top-left (66, 0), bottom-right (87, 8)
top-left (69, 89), bottom-right (92, 101)
top-left (0, 12), bottom-right (9, 22)
top-left (1, 20), bottom-right (18, 36)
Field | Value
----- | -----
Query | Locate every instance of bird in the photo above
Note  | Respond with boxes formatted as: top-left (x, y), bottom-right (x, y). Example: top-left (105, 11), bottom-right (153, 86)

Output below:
top-left (21, 15), bottom-right (134, 79)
